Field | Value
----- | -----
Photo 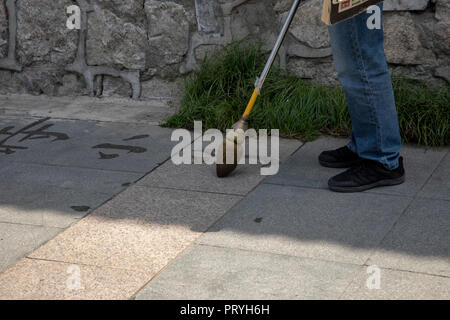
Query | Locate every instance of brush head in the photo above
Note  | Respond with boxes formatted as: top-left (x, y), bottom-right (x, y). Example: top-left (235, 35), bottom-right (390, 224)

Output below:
top-left (216, 129), bottom-right (245, 178)
top-left (216, 139), bottom-right (238, 178)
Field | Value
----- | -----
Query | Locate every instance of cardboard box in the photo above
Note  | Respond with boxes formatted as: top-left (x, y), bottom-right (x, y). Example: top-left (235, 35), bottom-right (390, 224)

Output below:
top-left (322, 0), bottom-right (383, 25)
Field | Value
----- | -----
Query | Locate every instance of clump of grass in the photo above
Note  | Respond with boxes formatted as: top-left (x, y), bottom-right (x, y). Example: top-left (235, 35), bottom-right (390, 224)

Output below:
top-left (164, 42), bottom-right (449, 147)
top-left (393, 77), bottom-right (449, 146)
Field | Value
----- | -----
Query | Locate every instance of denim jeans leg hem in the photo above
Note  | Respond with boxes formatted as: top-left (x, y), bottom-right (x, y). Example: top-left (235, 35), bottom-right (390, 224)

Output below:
top-left (377, 156), bottom-right (400, 171)
top-left (347, 141), bottom-right (357, 153)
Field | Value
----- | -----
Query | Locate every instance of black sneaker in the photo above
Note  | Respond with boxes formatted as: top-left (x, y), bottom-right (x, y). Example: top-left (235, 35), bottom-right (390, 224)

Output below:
top-left (328, 157), bottom-right (405, 193)
top-left (319, 146), bottom-right (363, 168)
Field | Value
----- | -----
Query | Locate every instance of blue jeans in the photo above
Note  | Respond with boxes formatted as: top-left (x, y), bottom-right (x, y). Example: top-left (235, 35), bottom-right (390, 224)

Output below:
top-left (328, 3), bottom-right (401, 170)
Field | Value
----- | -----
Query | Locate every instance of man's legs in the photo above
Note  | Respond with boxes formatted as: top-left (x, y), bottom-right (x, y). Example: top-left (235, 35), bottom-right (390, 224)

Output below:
top-left (321, 3), bottom-right (405, 192)
top-left (328, 3), bottom-right (402, 170)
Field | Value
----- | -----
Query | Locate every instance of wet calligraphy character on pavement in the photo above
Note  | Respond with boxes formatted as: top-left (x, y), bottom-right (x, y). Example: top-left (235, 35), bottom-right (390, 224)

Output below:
top-left (92, 135), bottom-right (148, 159)
top-left (0, 117), bottom-right (69, 155)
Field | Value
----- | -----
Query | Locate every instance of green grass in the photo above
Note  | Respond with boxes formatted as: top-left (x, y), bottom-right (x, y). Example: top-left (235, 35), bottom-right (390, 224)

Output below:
top-left (164, 42), bottom-right (450, 147)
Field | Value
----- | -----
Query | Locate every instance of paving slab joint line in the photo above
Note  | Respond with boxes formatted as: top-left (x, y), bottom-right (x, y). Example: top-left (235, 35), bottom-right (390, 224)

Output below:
top-left (262, 181), bottom-right (419, 201)
top-left (8, 159), bottom-right (155, 175)
top-left (338, 195), bottom-right (417, 299)
top-left (338, 262), bottom-right (450, 299)
top-left (32, 116), bottom-right (167, 126)
top-left (0, 113), bottom-right (169, 126)
top-left (359, 263), bottom-right (450, 279)
top-left (415, 148), bottom-right (449, 196)
top-left (364, 149), bottom-right (449, 260)
top-left (0, 220), bottom-right (66, 230)
top-left (21, 256), bottom-right (149, 274)
top-left (195, 243), bottom-right (366, 268)
top-left (135, 184), bottom-right (247, 197)
top-left (129, 233), bottom-right (210, 299)
top-left (238, 139), bottom-right (306, 193)
top-left (415, 197), bottom-right (450, 203)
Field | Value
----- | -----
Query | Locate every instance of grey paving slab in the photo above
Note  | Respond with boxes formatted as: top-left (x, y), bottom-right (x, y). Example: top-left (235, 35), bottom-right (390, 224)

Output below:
top-left (0, 117), bottom-right (100, 165)
top-left (264, 136), bottom-right (348, 189)
top-left (0, 222), bottom-right (62, 272)
top-left (87, 120), bottom-right (181, 154)
top-left (0, 183), bottom-right (112, 228)
top-left (0, 117), bottom-right (176, 173)
top-left (135, 244), bottom-right (360, 300)
top-left (29, 186), bottom-right (243, 271)
top-left (0, 158), bottom-right (7, 169)
top-left (371, 146), bottom-right (448, 196)
top-left (419, 151), bottom-right (450, 200)
top-left (45, 122), bottom-right (176, 173)
top-left (367, 198), bottom-right (450, 277)
top-left (198, 183), bottom-right (412, 265)
top-left (0, 162), bottom-right (141, 195)
top-left (341, 267), bottom-right (450, 300)
top-left (265, 137), bottom-right (447, 197)
top-left (0, 258), bottom-right (151, 300)
top-left (138, 162), bottom-right (266, 195)
top-left (137, 138), bottom-right (302, 195)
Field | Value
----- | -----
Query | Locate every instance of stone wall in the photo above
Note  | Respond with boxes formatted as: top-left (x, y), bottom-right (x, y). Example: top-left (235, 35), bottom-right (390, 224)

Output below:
top-left (0, 0), bottom-right (448, 99)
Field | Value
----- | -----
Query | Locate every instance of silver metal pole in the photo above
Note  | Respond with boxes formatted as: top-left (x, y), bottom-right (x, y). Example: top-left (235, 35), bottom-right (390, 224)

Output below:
top-left (254, 0), bottom-right (302, 93)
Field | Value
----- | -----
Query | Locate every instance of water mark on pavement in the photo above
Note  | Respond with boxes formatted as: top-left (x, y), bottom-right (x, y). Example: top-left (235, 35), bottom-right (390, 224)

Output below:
top-left (0, 117), bottom-right (69, 155)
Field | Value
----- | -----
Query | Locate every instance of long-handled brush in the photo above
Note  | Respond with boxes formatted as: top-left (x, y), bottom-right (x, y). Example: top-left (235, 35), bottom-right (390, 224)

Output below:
top-left (216, 0), bottom-right (302, 178)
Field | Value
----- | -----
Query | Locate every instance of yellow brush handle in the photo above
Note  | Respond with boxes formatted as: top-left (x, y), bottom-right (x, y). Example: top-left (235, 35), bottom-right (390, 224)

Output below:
top-left (243, 88), bottom-right (259, 118)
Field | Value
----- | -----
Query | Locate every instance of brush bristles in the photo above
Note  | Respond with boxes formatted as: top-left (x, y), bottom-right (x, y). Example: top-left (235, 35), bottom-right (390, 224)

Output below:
top-left (216, 130), bottom-right (245, 178)
top-left (216, 139), bottom-right (237, 178)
